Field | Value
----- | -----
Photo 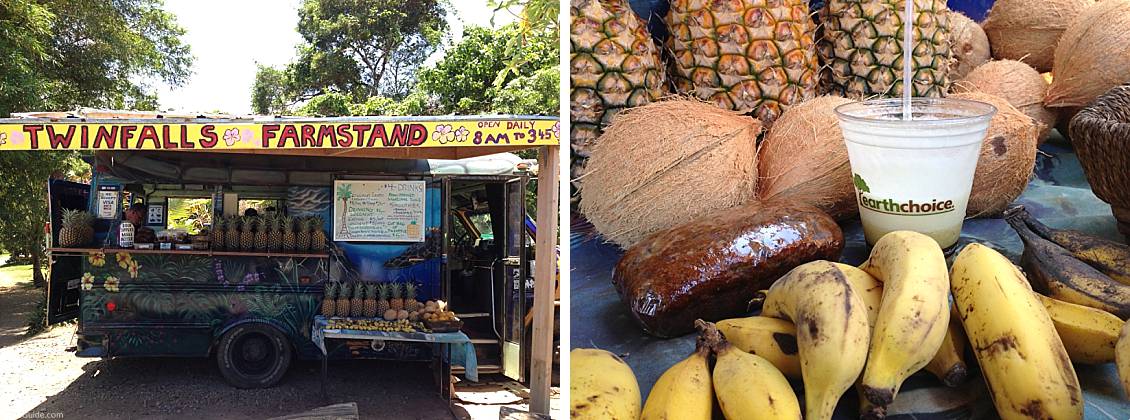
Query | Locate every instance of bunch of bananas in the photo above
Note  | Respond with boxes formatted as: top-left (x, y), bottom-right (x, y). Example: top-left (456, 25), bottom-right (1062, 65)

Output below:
top-left (575, 227), bottom-right (1130, 419)
top-left (326, 318), bottom-right (425, 333)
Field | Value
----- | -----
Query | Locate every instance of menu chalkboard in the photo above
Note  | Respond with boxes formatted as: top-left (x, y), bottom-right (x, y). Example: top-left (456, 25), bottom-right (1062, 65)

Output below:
top-left (332, 180), bottom-right (426, 242)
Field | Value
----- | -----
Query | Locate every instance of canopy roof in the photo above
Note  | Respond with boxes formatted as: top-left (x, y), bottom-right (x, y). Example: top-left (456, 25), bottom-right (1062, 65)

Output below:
top-left (0, 109), bottom-right (559, 160)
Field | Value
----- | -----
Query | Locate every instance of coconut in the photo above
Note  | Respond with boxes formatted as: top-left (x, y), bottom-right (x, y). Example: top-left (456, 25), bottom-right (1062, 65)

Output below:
top-left (953, 60), bottom-right (1055, 141)
top-left (1046, 0), bottom-right (1130, 108)
top-left (757, 96), bottom-right (857, 220)
top-left (580, 99), bottom-right (761, 248)
top-left (981, 0), bottom-right (1094, 73)
top-left (948, 13), bottom-right (991, 79)
top-left (949, 92), bottom-right (1039, 217)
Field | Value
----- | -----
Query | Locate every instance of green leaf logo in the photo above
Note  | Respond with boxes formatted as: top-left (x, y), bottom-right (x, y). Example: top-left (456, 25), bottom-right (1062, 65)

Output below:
top-left (853, 173), bottom-right (870, 193)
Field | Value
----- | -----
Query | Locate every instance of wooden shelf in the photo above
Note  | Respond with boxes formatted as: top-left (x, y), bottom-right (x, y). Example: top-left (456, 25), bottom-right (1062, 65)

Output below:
top-left (47, 247), bottom-right (329, 259)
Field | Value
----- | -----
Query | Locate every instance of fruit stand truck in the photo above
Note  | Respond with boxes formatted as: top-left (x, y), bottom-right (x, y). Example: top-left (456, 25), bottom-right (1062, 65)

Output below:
top-left (3, 111), bottom-right (561, 408)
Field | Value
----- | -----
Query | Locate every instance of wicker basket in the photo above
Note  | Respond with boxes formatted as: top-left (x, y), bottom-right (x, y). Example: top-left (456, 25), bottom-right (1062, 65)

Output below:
top-left (425, 319), bottom-right (463, 333)
top-left (1069, 84), bottom-right (1130, 240)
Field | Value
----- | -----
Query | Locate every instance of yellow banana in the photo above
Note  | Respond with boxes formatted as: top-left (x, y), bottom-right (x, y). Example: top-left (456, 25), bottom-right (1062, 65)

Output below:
top-left (951, 243), bottom-right (1083, 420)
top-left (1038, 294), bottom-right (1124, 364)
top-left (640, 335), bottom-right (713, 420)
top-left (1118, 321), bottom-right (1130, 399)
top-left (833, 262), bottom-right (883, 324)
top-left (570, 348), bottom-right (641, 419)
top-left (923, 306), bottom-right (969, 387)
top-left (858, 231), bottom-right (951, 407)
top-left (700, 320), bottom-right (801, 420)
top-left (716, 316), bottom-right (801, 377)
top-left (1011, 208), bottom-right (1130, 285)
top-left (857, 384), bottom-right (885, 420)
top-left (761, 260), bottom-right (870, 420)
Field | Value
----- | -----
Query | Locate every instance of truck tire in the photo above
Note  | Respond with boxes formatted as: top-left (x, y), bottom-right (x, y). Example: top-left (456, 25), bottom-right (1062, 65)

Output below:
top-left (216, 323), bottom-right (291, 388)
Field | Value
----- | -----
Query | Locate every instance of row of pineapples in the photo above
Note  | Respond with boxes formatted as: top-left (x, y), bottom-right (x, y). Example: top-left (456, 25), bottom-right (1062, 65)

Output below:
top-left (210, 215), bottom-right (326, 252)
top-left (321, 282), bottom-right (427, 321)
top-left (570, 0), bottom-right (952, 184)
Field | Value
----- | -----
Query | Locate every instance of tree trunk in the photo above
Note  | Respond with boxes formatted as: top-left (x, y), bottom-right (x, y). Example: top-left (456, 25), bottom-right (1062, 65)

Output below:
top-left (31, 247), bottom-right (45, 288)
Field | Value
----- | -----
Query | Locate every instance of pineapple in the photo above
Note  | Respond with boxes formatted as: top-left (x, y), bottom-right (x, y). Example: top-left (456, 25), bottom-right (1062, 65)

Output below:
top-left (253, 216), bottom-right (268, 250)
top-left (211, 217), bottom-right (226, 250)
top-left (820, 0), bottom-right (952, 99)
top-left (570, 0), bottom-right (667, 187)
top-left (296, 217), bottom-right (312, 251)
top-left (363, 283), bottom-right (377, 318)
top-left (322, 282), bottom-right (338, 317)
top-left (282, 217), bottom-right (297, 251)
top-left (225, 215), bottom-right (240, 251)
top-left (309, 216), bottom-right (326, 251)
top-left (666, 0), bottom-right (821, 124)
top-left (267, 216), bottom-right (283, 252)
top-left (59, 209), bottom-right (94, 247)
top-left (405, 283), bottom-right (420, 312)
top-left (336, 282), bottom-right (352, 318)
top-left (376, 283), bottom-right (391, 316)
top-left (350, 282), bottom-right (364, 317)
top-left (239, 216), bottom-right (254, 250)
top-left (389, 282), bottom-right (404, 311)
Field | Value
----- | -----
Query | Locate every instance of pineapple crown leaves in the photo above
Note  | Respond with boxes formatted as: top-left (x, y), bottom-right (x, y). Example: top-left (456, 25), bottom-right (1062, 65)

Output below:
top-left (405, 282), bottom-right (417, 300)
top-left (309, 216), bottom-right (324, 231)
top-left (364, 283), bottom-right (377, 298)
top-left (377, 283), bottom-right (390, 299)
top-left (389, 282), bottom-right (402, 298)
top-left (352, 282), bottom-right (365, 298)
top-left (62, 209), bottom-right (94, 227)
top-left (852, 173), bottom-right (870, 193)
top-left (339, 282), bottom-right (352, 295)
top-left (325, 282), bottom-right (339, 297)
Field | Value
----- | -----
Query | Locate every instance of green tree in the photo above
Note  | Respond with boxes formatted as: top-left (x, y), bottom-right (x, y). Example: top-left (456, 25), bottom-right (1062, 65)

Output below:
top-left (0, 0), bottom-right (192, 287)
top-left (290, 0), bottom-right (449, 101)
top-left (251, 64), bottom-right (292, 115)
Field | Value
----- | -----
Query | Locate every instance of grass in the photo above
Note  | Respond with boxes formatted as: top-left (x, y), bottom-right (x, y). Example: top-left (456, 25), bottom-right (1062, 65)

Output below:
top-left (0, 254), bottom-right (47, 335)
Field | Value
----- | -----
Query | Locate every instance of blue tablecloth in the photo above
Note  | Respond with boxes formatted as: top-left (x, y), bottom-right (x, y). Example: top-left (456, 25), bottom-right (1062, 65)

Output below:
top-left (312, 315), bottom-right (479, 382)
top-left (570, 134), bottom-right (1130, 418)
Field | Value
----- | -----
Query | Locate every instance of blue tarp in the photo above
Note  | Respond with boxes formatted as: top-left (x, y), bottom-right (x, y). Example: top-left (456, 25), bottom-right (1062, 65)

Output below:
top-left (570, 134), bottom-right (1130, 418)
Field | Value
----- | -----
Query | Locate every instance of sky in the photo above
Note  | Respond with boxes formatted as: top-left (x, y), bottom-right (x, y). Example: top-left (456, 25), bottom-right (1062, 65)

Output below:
top-left (155, 0), bottom-right (518, 115)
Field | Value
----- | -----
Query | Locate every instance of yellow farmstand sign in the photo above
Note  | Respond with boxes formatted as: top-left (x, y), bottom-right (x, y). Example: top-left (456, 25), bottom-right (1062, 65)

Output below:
top-left (0, 118), bottom-right (559, 150)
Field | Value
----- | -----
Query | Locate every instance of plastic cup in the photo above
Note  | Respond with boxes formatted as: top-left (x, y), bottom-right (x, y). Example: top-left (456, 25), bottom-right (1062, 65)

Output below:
top-left (835, 98), bottom-right (996, 248)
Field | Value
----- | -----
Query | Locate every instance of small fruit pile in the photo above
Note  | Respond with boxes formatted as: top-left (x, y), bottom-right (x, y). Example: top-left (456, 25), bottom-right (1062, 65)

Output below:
top-left (576, 228), bottom-right (1130, 419)
top-left (326, 318), bottom-right (425, 333)
top-left (421, 300), bottom-right (457, 322)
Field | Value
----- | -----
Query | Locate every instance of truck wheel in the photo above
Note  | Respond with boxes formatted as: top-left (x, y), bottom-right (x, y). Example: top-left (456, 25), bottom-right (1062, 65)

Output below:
top-left (216, 323), bottom-right (291, 388)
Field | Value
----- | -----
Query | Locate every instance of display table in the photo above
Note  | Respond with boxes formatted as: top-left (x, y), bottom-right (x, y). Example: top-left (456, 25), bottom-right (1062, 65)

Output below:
top-left (571, 137), bottom-right (1130, 418)
top-left (311, 315), bottom-right (478, 400)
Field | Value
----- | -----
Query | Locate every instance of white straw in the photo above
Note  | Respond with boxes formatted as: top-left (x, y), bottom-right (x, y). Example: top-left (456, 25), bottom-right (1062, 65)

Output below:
top-left (902, 0), bottom-right (914, 121)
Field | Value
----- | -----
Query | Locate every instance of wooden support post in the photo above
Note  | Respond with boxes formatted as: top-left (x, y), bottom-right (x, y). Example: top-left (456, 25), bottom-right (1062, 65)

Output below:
top-left (530, 145), bottom-right (560, 414)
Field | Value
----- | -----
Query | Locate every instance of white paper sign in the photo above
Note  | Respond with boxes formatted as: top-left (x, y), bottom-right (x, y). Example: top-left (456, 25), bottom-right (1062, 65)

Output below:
top-left (333, 180), bottom-right (426, 242)
top-left (147, 204), bottom-right (165, 225)
top-left (96, 191), bottom-right (118, 219)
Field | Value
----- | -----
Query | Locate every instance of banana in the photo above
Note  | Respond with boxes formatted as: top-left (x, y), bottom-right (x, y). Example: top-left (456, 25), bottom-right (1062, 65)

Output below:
top-left (1010, 208), bottom-right (1130, 285)
top-left (716, 316), bottom-right (802, 377)
top-left (699, 320), bottom-right (801, 420)
top-left (857, 385), bottom-right (885, 420)
top-left (1118, 321), bottom-right (1130, 398)
top-left (1007, 215), bottom-right (1130, 319)
top-left (570, 348), bottom-right (642, 419)
top-left (833, 262), bottom-right (884, 324)
top-left (640, 334), bottom-right (713, 420)
top-left (761, 260), bottom-right (870, 420)
top-left (1038, 294), bottom-right (1124, 364)
top-left (858, 231), bottom-right (951, 407)
top-left (951, 243), bottom-right (1083, 420)
top-left (923, 305), bottom-right (969, 387)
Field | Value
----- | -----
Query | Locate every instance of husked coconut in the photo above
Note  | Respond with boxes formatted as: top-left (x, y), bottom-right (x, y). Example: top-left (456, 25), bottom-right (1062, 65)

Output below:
top-left (949, 13), bottom-right (991, 79)
top-left (950, 92), bottom-right (1039, 217)
top-left (580, 99), bottom-right (761, 248)
top-left (757, 96), bottom-right (858, 220)
top-left (981, 0), bottom-right (1094, 73)
top-left (1046, 0), bottom-right (1130, 108)
top-left (954, 60), bottom-right (1055, 141)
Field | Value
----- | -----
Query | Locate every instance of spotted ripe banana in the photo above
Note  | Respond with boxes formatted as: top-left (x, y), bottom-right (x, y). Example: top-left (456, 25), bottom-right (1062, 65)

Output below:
top-left (699, 320), bottom-right (801, 420)
top-left (716, 316), bottom-right (801, 377)
top-left (640, 335), bottom-right (712, 420)
top-left (952, 243), bottom-right (1083, 420)
top-left (1007, 214), bottom-right (1130, 319)
top-left (1038, 294), bottom-right (1124, 364)
top-left (1010, 207), bottom-right (1130, 285)
top-left (1118, 321), bottom-right (1130, 398)
top-left (761, 260), bottom-right (870, 420)
top-left (923, 305), bottom-right (969, 387)
top-left (858, 231), bottom-right (951, 407)
top-left (570, 348), bottom-right (642, 419)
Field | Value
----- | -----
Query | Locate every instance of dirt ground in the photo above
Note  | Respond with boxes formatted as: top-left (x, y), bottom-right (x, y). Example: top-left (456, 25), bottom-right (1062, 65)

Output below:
top-left (0, 261), bottom-right (560, 420)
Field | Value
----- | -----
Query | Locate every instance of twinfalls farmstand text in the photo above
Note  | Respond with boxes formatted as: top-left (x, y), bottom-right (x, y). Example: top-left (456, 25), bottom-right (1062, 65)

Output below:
top-left (7, 111), bottom-right (561, 413)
